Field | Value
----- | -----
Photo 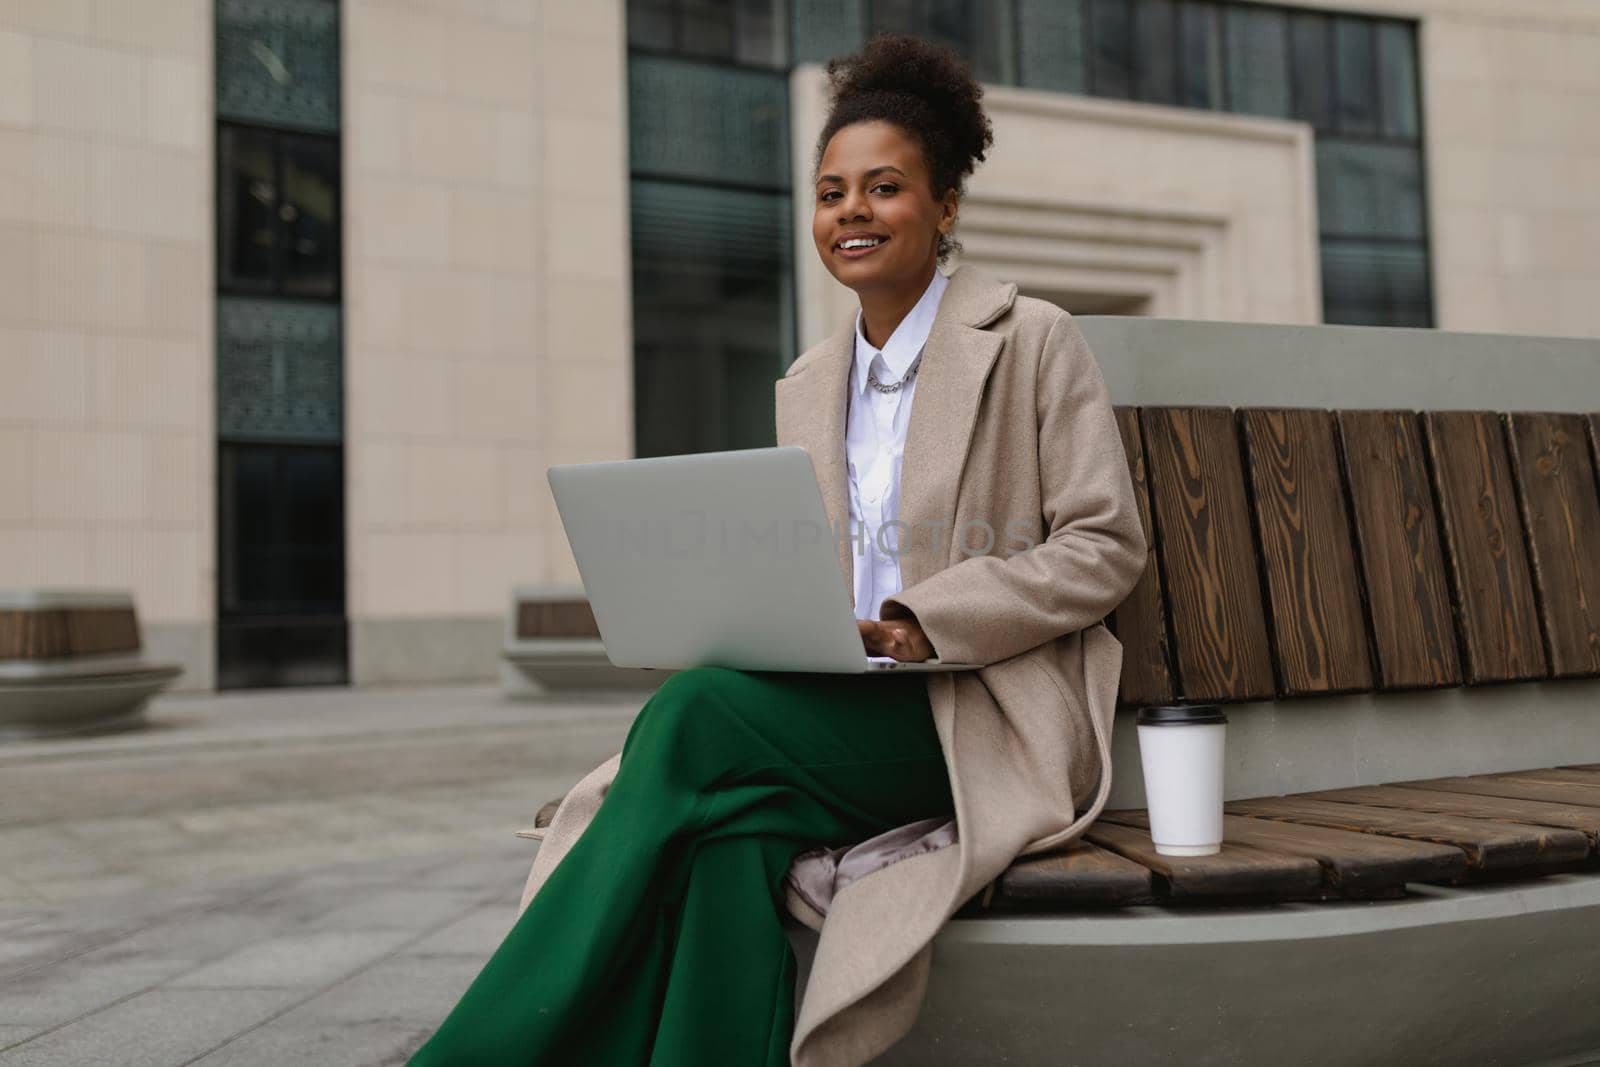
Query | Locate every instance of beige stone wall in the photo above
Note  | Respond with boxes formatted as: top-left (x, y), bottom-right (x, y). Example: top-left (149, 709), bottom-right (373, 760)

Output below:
top-left (1239, 0), bottom-right (1600, 337)
top-left (0, 1), bottom-right (213, 686)
top-left (343, 0), bottom-right (630, 683)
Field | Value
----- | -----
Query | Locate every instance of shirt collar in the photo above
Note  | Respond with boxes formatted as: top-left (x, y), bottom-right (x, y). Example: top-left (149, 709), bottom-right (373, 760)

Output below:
top-left (851, 268), bottom-right (950, 397)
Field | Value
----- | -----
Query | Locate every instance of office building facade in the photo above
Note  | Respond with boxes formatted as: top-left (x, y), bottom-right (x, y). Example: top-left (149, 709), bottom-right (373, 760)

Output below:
top-left (1, 0), bottom-right (1596, 690)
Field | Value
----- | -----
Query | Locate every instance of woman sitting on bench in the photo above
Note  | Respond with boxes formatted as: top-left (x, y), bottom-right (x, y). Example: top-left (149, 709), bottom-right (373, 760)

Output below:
top-left (408, 33), bottom-right (1146, 1067)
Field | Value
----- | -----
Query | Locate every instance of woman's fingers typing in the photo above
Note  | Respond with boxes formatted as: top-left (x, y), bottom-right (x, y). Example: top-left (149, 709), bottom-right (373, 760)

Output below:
top-left (856, 619), bottom-right (934, 661)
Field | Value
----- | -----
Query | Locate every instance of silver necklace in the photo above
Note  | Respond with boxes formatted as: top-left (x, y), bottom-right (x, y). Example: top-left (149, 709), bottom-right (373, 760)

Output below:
top-left (867, 352), bottom-right (922, 394)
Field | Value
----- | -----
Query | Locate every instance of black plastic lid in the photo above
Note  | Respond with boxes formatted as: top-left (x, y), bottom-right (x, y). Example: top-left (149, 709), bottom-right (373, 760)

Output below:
top-left (1136, 703), bottom-right (1227, 726)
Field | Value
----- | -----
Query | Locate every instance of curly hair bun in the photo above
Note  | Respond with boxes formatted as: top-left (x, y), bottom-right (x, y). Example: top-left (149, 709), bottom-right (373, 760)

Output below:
top-left (817, 34), bottom-right (994, 204)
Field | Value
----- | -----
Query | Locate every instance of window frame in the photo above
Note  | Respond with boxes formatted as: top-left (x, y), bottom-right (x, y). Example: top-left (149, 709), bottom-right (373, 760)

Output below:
top-left (217, 120), bottom-right (344, 302)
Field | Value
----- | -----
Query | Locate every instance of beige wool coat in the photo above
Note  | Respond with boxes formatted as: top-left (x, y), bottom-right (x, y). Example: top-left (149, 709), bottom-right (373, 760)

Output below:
top-left (520, 263), bottom-right (1147, 1066)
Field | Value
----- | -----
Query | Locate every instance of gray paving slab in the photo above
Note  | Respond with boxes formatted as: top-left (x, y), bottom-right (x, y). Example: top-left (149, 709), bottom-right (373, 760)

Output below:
top-left (190, 1016), bottom-right (429, 1067)
top-left (304, 888), bottom-right (493, 933)
top-left (0, 988), bottom-right (296, 1066)
top-left (288, 952), bottom-right (486, 1024)
top-left (0, 953), bottom-right (205, 1028)
top-left (0, 684), bottom-right (640, 1065)
top-left (402, 905), bottom-right (518, 960)
top-left (0, 1028), bottom-right (41, 1050)
top-left (166, 929), bottom-right (422, 990)
top-left (390, 852), bottom-right (528, 894)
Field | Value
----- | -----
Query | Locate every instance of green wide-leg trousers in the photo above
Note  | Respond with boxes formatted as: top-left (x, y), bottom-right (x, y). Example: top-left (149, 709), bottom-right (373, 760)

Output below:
top-left (407, 665), bottom-right (955, 1066)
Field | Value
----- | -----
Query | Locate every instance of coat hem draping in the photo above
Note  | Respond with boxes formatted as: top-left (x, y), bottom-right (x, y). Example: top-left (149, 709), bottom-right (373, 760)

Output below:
top-left (518, 264), bottom-right (1147, 1066)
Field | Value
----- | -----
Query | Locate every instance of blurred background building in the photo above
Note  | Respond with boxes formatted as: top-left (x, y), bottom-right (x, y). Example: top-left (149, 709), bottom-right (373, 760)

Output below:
top-left (0, 0), bottom-right (1596, 693)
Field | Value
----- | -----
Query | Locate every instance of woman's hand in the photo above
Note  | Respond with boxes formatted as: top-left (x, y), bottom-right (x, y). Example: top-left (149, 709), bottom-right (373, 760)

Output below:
top-left (857, 618), bottom-right (936, 662)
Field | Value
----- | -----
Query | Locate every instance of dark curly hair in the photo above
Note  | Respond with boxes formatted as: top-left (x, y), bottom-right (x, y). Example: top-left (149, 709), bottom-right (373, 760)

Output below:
top-left (814, 35), bottom-right (994, 266)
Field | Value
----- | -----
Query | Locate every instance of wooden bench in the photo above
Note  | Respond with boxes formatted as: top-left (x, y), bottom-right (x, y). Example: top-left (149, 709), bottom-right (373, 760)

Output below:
top-left (976, 405), bottom-right (1600, 911)
top-left (501, 584), bottom-right (668, 694)
top-left (523, 319), bottom-right (1600, 1063)
top-left (0, 589), bottom-right (181, 738)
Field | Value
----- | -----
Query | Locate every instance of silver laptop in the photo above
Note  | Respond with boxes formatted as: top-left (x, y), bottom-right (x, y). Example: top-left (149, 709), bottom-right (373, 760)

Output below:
top-left (547, 447), bottom-right (981, 674)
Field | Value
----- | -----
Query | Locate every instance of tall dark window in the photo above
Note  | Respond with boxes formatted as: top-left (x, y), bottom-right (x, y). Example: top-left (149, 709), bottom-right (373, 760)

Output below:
top-left (1306, 14), bottom-right (1430, 326)
top-left (217, 444), bottom-right (347, 688)
top-left (629, 0), bottom-right (789, 65)
top-left (218, 125), bottom-right (341, 299)
top-left (869, 1), bottom-right (1015, 83)
top-left (215, 0), bottom-right (346, 688)
top-left (625, 36), bottom-right (795, 458)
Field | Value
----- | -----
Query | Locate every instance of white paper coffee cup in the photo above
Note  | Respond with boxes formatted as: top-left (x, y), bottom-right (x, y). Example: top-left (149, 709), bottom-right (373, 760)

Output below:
top-left (1136, 704), bottom-right (1228, 857)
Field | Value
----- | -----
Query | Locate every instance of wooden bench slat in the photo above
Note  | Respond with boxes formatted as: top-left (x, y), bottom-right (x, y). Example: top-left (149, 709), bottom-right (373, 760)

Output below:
top-left (0, 607), bottom-right (141, 660)
top-left (1303, 784), bottom-right (1600, 849)
top-left (516, 601), bottom-right (601, 640)
top-left (1589, 413), bottom-right (1600, 490)
top-left (1241, 408), bottom-right (1374, 696)
top-left (1085, 818), bottom-right (1323, 900)
top-left (1336, 410), bottom-right (1462, 689)
top-left (1102, 809), bottom-right (1465, 894)
top-left (1492, 767), bottom-right (1600, 790)
top-left (1140, 407), bottom-right (1276, 703)
top-left (1226, 795), bottom-right (1590, 870)
top-left (1423, 411), bottom-right (1548, 684)
top-left (1110, 407), bottom-right (1175, 708)
top-left (994, 841), bottom-right (1157, 907)
top-left (1505, 412), bottom-right (1600, 677)
top-left (1394, 774), bottom-right (1600, 810)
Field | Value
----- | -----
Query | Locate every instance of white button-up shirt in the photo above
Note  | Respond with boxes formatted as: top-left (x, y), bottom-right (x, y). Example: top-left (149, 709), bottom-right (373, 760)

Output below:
top-left (846, 268), bottom-right (949, 621)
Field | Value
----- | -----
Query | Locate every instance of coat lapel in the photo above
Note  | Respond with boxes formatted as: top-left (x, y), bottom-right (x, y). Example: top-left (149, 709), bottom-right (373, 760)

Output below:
top-left (774, 326), bottom-right (855, 603)
top-left (896, 267), bottom-right (1016, 588)
top-left (774, 265), bottom-right (1019, 604)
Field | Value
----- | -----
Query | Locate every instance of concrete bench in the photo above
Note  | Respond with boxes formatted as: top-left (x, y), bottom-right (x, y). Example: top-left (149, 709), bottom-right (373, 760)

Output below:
top-left (0, 589), bottom-right (181, 739)
top-left (523, 318), bottom-right (1600, 1064)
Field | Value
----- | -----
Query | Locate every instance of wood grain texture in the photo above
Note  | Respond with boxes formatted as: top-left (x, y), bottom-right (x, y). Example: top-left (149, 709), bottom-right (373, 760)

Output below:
top-left (994, 841), bottom-right (1157, 906)
top-left (1422, 411), bottom-right (1548, 684)
top-left (1589, 414), bottom-right (1600, 488)
top-left (1109, 406), bottom-right (1174, 708)
top-left (1101, 809), bottom-right (1465, 894)
top-left (1240, 408), bottom-right (1374, 696)
top-left (1494, 767), bottom-right (1600, 790)
top-left (1305, 784), bottom-right (1600, 850)
top-left (1505, 412), bottom-right (1600, 677)
top-left (1227, 795), bottom-right (1590, 870)
top-left (1516, 771), bottom-right (1600, 790)
top-left (515, 600), bottom-right (601, 639)
top-left (1395, 774), bottom-right (1600, 810)
top-left (1337, 410), bottom-right (1462, 689)
top-left (0, 607), bottom-right (140, 660)
top-left (1085, 818), bottom-right (1323, 900)
top-left (1139, 407), bottom-right (1275, 702)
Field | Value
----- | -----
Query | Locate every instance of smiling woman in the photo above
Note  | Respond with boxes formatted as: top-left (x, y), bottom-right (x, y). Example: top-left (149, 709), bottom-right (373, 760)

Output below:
top-left (810, 36), bottom-right (993, 351)
top-left (407, 33), bottom-right (1146, 1067)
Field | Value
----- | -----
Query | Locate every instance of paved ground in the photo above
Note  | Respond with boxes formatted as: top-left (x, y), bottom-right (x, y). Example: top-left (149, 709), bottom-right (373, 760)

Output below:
top-left (0, 684), bottom-right (644, 1065)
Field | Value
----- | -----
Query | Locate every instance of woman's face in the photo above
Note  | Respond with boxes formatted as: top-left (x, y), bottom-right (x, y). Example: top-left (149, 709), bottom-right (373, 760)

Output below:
top-left (812, 120), bottom-right (956, 295)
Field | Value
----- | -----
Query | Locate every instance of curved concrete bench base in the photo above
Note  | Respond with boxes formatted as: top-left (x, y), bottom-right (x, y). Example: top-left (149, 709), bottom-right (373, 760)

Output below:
top-left (504, 640), bottom-right (669, 693)
top-left (0, 664), bottom-right (181, 740)
top-left (789, 871), bottom-right (1600, 1066)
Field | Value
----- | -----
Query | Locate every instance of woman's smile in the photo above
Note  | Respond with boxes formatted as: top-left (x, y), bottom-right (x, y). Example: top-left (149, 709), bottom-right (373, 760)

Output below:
top-left (812, 120), bottom-right (957, 341)
top-left (835, 232), bottom-right (891, 258)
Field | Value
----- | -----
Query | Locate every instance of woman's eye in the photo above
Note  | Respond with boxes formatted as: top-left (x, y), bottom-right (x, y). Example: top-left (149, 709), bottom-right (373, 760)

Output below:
top-left (873, 183), bottom-right (897, 194)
